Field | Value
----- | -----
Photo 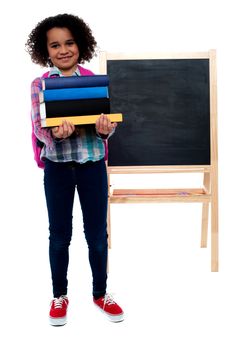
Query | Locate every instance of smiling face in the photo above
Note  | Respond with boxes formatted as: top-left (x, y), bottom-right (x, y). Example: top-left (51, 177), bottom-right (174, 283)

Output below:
top-left (46, 27), bottom-right (80, 76)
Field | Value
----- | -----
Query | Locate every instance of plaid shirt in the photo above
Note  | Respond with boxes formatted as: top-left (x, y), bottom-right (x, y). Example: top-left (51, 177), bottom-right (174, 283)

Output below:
top-left (31, 66), bottom-right (110, 164)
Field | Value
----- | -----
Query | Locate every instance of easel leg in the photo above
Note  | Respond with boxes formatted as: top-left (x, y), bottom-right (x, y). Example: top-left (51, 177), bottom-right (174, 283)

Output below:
top-left (201, 172), bottom-right (210, 248)
top-left (201, 203), bottom-right (209, 247)
top-left (209, 49), bottom-right (219, 272)
top-left (211, 201), bottom-right (218, 272)
top-left (211, 173), bottom-right (219, 272)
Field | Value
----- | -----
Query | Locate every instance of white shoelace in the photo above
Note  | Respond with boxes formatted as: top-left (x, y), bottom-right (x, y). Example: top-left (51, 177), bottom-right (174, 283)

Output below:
top-left (103, 294), bottom-right (116, 306)
top-left (53, 296), bottom-right (67, 309)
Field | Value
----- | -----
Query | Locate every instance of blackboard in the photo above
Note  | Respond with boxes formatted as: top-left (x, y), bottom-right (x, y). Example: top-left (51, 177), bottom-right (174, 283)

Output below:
top-left (107, 58), bottom-right (210, 167)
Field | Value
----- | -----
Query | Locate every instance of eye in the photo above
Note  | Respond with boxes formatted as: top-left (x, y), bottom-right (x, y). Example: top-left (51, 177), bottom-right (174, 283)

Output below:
top-left (50, 44), bottom-right (59, 49)
top-left (66, 40), bottom-right (75, 46)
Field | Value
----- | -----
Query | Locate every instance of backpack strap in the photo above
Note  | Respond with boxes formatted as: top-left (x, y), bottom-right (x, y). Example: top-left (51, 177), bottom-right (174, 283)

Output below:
top-left (78, 65), bottom-right (94, 76)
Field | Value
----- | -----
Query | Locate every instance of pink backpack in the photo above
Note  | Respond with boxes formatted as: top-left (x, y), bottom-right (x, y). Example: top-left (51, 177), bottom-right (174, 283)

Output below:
top-left (31, 65), bottom-right (108, 168)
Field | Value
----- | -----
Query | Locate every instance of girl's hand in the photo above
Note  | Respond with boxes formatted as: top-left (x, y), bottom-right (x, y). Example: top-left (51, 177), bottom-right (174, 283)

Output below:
top-left (96, 114), bottom-right (117, 135)
top-left (52, 120), bottom-right (75, 139)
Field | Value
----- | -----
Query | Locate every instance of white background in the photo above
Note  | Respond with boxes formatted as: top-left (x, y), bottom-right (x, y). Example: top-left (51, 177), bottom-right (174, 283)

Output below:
top-left (0, 0), bottom-right (232, 348)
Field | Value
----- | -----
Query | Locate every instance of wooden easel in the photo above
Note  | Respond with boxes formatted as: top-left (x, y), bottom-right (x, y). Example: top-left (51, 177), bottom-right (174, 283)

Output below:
top-left (100, 50), bottom-right (218, 272)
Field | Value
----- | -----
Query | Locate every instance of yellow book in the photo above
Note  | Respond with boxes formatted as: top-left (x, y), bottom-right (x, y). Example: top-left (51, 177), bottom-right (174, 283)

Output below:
top-left (41, 113), bottom-right (123, 127)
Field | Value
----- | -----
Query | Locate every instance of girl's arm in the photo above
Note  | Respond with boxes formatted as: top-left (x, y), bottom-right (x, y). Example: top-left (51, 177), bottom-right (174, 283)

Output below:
top-left (31, 77), bottom-right (54, 148)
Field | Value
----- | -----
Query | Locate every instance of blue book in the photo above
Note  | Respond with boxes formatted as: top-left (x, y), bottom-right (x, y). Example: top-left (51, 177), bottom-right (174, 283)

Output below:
top-left (42, 75), bottom-right (109, 90)
top-left (40, 86), bottom-right (109, 102)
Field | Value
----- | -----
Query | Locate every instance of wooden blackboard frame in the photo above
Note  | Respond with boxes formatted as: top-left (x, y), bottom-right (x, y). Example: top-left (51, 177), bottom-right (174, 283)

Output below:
top-left (100, 50), bottom-right (218, 271)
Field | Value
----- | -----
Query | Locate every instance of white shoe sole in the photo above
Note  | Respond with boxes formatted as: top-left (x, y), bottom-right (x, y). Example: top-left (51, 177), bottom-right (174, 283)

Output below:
top-left (49, 316), bottom-right (67, 326)
top-left (107, 313), bottom-right (124, 322)
top-left (94, 304), bottom-right (124, 322)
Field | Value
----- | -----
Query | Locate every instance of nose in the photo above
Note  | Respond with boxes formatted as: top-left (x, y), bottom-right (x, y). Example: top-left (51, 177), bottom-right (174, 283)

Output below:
top-left (59, 45), bottom-right (69, 55)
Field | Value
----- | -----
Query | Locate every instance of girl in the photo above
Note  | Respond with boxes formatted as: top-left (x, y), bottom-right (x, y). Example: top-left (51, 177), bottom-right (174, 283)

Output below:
top-left (26, 13), bottom-right (124, 325)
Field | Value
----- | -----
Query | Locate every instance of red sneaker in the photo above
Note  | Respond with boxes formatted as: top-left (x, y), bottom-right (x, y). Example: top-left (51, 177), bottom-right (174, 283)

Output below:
top-left (49, 296), bottom-right (69, 326)
top-left (93, 294), bottom-right (124, 322)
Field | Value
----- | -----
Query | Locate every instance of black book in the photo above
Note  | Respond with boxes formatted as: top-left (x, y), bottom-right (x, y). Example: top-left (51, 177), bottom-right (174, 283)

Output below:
top-left (40, 98), bottom-right (110, 118)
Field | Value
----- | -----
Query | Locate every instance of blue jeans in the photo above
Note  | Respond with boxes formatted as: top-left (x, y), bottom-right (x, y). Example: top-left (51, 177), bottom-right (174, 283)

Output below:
top-left (44, 158), bottom-right (108, 298)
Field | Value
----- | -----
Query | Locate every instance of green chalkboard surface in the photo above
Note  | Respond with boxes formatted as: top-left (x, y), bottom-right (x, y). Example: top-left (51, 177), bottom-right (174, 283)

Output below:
top-left (107, 58), bottom-right (210, 167)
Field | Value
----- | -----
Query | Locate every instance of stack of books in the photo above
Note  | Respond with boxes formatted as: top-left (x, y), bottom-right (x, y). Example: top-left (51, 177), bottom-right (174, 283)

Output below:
top-left (39, 75), bottom-right (122, 127)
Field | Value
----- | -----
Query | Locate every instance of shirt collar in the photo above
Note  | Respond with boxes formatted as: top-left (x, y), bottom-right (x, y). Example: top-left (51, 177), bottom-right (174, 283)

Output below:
top-left (48, 65), bottom-right (81, 77)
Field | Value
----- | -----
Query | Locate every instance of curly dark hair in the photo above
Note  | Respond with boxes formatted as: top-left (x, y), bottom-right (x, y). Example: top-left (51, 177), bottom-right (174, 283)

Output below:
top-left (25, 13), bottom-right (97, 67)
